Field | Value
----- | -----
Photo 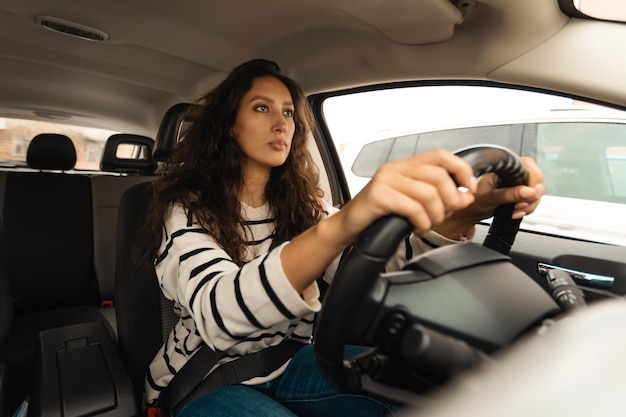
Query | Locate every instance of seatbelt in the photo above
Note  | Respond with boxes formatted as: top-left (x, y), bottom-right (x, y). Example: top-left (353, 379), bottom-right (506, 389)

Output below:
top-left (157, 340), bottom-right (304, 417)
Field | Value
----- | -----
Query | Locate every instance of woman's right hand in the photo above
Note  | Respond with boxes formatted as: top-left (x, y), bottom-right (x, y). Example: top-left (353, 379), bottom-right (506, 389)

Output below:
top-left (337, 149), bottom-right (478, 243)
top-left (282, 149), bottom-right (477, 294)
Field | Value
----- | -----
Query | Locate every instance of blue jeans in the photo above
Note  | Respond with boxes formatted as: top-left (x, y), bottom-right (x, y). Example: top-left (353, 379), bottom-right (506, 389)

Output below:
top-left (177, 345), bottom-right (398, 417)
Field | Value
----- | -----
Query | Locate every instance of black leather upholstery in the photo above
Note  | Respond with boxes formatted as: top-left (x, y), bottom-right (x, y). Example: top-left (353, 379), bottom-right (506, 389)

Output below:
top-left (0, 223), bottom-right (11, 417)
top-left (115, 181), bottom-right (171, 402)
top-left (4, 172), bottom-right (96, 310)
top-left (0, 226), bottom-right (11, 349)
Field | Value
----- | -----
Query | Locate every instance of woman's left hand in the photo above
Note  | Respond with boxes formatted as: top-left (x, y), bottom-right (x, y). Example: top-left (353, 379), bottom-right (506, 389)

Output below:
top-left (433, 157), bottom-right (545, 239)
top-left (472, 156), bottom-right (545, 220)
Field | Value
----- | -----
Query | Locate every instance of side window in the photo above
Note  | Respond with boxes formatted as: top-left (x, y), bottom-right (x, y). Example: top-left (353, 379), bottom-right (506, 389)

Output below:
top-left (351, 125), bottom-right (523, 178)
top-left (388, 134), bottom-right (418, 162)
top-left (416, 125), bottom-right (522, 154)
top-left (607, 146), bottom-right (626, 200)
top-left (351, 134), bottom-right (419, 177)
top-left (535, 122), bottom-right (626, 204)
top-left (322, 85), bottom-right (626, 246)
top-left (351, 137), bottom-right (394, 177)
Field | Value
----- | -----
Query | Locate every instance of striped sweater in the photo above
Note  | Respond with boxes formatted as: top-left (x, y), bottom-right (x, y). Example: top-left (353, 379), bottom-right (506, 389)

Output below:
top-left (144, 200), bottom-right (463, 405)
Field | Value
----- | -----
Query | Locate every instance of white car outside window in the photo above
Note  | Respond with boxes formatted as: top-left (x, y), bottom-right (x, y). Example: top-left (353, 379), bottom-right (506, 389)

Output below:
top-left (322, 85), bottom-right (626, 246)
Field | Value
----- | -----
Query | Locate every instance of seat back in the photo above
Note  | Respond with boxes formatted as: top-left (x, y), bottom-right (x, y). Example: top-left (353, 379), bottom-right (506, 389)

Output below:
top-left (115, 181), bottom-right (176, 402)
top-left (0, 255), bottom-right (9, 417)
top-left (4, 134), bottom-right (97, 311)
top-left (0, 223), bottom-right (11, 349)
top-left (0, 134), bottom-right (109, 411)
top-left (92, 134), bottom-right (158, 306)
top-left (115, 105), bottom-right (189, 402)
top-left (0, 223), bottom-right (12, 417)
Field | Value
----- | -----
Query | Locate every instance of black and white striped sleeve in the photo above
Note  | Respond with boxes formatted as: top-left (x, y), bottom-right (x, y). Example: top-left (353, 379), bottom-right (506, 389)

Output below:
top-left (156, 204), bottom-right (321, 352)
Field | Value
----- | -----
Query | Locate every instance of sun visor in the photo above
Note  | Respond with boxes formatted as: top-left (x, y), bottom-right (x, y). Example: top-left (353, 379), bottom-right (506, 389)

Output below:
top-left (326, 0), bottom-right (468, 44)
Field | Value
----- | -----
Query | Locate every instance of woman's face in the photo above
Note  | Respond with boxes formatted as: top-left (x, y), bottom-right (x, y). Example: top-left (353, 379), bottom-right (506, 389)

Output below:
top-left (231, 76), bottom-right (295, 173)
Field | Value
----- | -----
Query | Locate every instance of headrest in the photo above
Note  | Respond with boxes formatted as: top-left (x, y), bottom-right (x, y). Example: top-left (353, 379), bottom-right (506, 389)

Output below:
top-left (154, 103), bottom-right (191, 162)
top-left (26, 133), bottom-right (77, 171)
top-left (100, 134), bottom-right (157, 175)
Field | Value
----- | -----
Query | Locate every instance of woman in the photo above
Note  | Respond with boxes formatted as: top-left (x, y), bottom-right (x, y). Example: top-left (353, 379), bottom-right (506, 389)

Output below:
top-left (141, 59), bottom-right (544, 416)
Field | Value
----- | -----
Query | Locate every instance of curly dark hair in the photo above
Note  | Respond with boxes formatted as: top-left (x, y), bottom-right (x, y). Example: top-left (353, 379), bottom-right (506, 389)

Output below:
top-left (141, 59), bottom-right (325, 266)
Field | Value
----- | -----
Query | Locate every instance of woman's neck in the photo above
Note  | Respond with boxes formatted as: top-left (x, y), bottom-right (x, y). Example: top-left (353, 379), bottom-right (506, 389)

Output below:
top-left (239, 187), bottom-right (266, 208)
top-left (239, 164), bottom-right (270, 208)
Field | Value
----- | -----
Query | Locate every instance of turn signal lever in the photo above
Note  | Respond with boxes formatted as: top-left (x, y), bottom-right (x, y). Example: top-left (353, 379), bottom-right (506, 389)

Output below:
top-left (540, 267), bottom-right (586, 311)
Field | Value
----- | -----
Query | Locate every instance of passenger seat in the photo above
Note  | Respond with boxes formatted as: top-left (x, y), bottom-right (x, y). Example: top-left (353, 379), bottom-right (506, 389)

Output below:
top-left (115, 103), bottom-right (189, 403)
top-left (91, 133), bottom-right (157, 333)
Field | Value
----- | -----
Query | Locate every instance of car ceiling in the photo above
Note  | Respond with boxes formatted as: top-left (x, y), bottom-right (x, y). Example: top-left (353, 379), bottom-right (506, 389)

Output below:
top-left (0, 0), bottom-right (625, 138)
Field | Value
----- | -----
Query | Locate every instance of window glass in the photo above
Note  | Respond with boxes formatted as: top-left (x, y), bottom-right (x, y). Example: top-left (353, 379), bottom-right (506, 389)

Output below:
top-left (416, 125), bottom-right (521, 154)
top-left (535, 122), bottom-right (626, 204)
top-left (0, 117), bottom-right (119, 171)
top-left (351, 125), bottom-right (521, 177)
top-left (606, 146), bottom-right (626, 198)
top-left (352, 138), bottom-right (393, 177)
top-left (389, 134), bottom-right (418, 162)
top-left (322, 85), bottom-right (626, 246)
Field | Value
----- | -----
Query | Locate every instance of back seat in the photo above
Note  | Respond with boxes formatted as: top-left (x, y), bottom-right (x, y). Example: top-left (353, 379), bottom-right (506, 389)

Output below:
top-left (5, 134), bottom-right (98, 311)
top-left (0, 132), bottom-right (156, 413)
top-left (0, 134), bottom-right (111, 411)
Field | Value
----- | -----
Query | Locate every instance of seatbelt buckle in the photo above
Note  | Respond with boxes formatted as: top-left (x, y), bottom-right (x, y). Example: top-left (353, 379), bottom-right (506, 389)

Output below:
top-left (100, 299), bottom-right (114, 308)
top-left (146, 407), bottom-right (162, 417)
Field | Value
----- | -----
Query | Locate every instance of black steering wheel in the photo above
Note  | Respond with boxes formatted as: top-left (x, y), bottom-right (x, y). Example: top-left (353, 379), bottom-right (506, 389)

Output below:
top-left (314, 145), bottom-right (559, 401)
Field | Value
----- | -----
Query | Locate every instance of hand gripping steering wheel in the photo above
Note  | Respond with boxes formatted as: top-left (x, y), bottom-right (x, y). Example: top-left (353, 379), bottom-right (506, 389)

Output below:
top-left (313, 145), bottom-right (558, 401)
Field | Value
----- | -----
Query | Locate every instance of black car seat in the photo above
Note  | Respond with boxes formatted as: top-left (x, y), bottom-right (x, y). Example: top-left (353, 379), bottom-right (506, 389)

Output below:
top-left (0, 276), bottom-right (11, 354)
top-left (0, 223), bottom-right (12, 417)
top-left (92, 134), bottom-right (158, 333)
top-left (115, 104), bottom-right (190, 404)
top-left (0, 134), bottom-right (112, 412)
top-left (0, 223), bottom-right (11, 352)
top-left (21, 134), bottom-right (157, 417)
